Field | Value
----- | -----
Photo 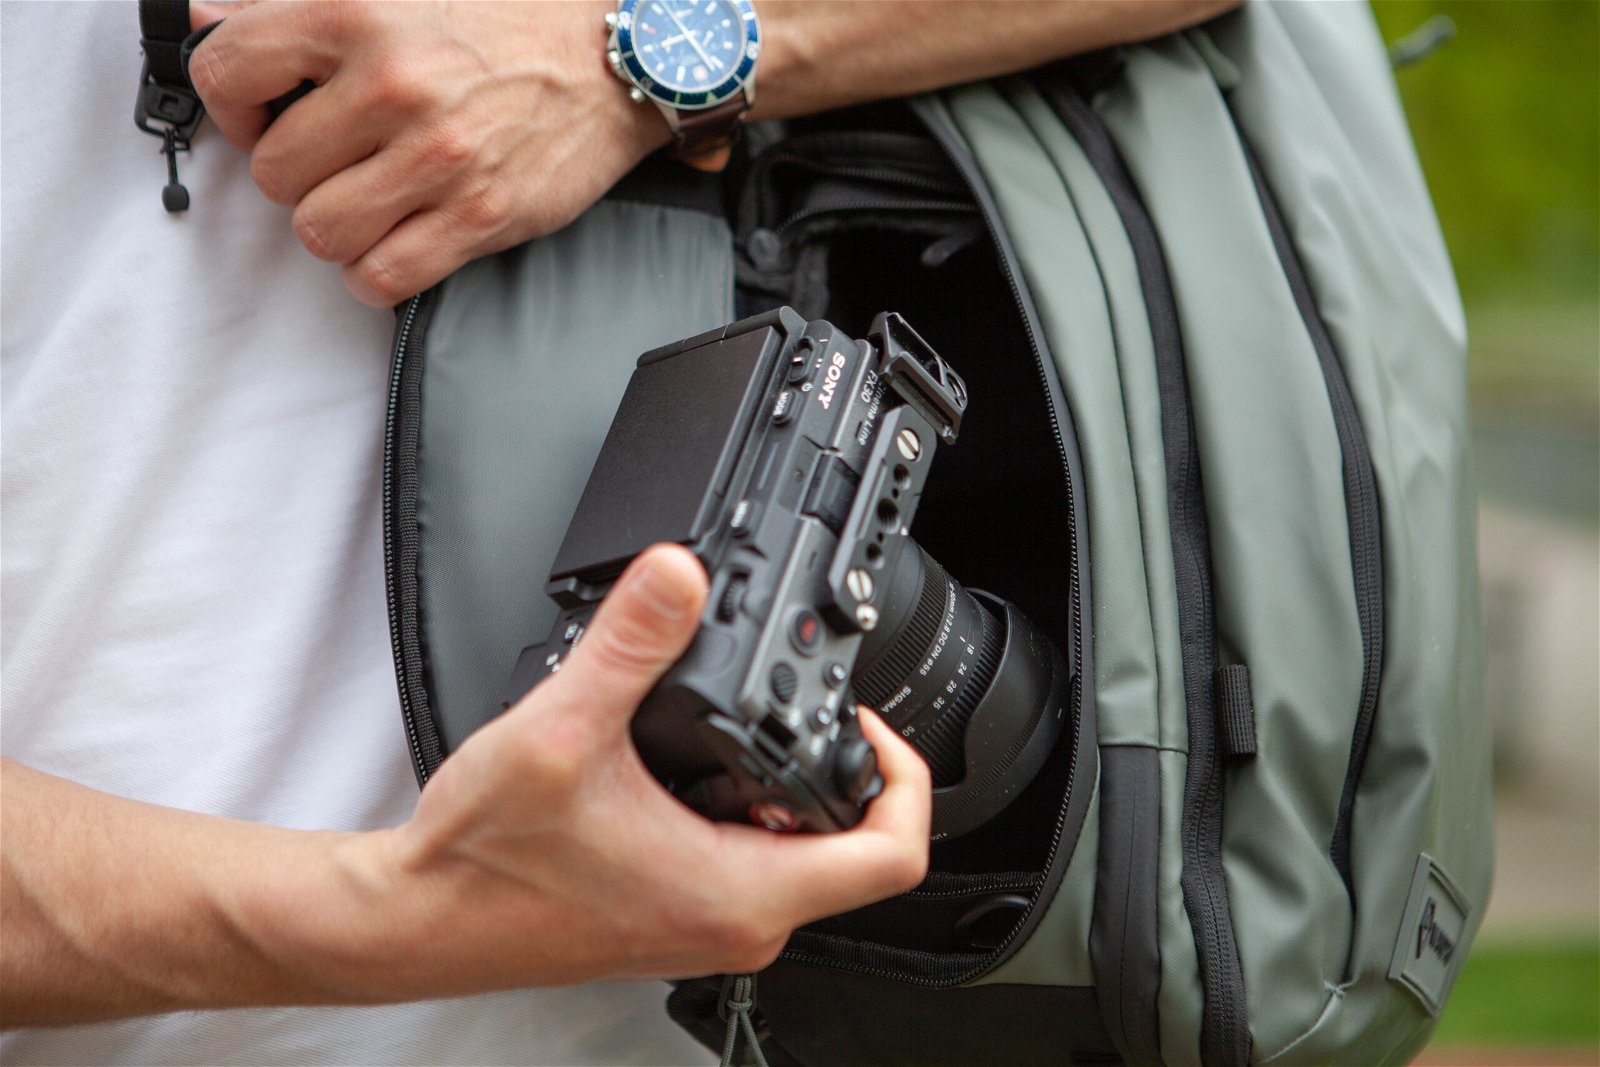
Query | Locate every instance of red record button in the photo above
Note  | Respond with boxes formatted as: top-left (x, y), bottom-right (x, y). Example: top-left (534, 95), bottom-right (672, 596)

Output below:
top-left (789, 607), bottom-right (823, 655)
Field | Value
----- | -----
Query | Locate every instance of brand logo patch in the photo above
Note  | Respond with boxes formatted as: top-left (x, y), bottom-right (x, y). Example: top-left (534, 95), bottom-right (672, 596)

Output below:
top-left (1388, 854), bottom-right (1472, 1016)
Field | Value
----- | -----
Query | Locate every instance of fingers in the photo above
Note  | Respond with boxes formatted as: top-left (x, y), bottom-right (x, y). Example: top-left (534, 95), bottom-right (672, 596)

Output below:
top-left (187, 3), bottom-right (341, 150)
top-left (714, 709), bottom-right (932, 924)
top-left (852, 708), bottom-right (935, 845)
top-left (338, 197), bottom-right (496, 307)
top-left (291, 151), bottom-right (427, 267)
top-left (249, 78), bottom-right (384, 208)
top-left (529, 545), bottom-right (708, 741)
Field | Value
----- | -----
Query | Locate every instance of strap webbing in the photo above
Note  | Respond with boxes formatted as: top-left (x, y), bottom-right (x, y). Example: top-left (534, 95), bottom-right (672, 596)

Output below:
top-left (139, 0), bottom-right (191, 87)
top-left (1213, 665), bottom-right (1257, 760)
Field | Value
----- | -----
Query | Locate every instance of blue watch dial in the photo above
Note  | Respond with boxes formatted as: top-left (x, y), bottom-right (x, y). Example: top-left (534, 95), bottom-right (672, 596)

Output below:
top-left (616, 0), bottom-right (759, 109)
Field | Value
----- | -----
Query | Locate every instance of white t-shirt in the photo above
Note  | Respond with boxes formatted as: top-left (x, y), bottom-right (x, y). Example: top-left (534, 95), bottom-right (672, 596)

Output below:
top-left (0, 4), bottom-right (712, 1064)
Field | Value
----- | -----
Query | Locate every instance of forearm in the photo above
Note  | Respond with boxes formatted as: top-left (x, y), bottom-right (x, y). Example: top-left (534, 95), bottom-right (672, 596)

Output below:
top-left (751, 0), bottom-right (1242, 122)
top-left (0, 758), bottom-right (397, 1027)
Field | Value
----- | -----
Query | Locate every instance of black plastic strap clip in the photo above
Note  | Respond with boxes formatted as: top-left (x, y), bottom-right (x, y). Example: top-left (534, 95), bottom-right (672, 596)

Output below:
top-left (135, 0), bottom-right (207, 213)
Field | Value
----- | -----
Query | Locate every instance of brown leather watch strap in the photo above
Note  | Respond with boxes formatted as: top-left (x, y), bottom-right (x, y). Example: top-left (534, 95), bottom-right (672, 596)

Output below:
top-left (669, 97), bottom-right (747, 168)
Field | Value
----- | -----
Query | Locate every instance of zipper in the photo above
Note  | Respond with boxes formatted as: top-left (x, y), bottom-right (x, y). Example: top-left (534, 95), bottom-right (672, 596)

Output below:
top-left (774, 98), bottom-right (1091, 990)
top-left (900, 871), bottom-right (1043, 900)
top-left (773, 196), bottom-right (974, 239)
top-left (1033, 77), bottom-right (1251, 1065)
top-left (1233, 137), bottom-right (1385, 909)
top-left (384, 288), bottom-right (444, 785)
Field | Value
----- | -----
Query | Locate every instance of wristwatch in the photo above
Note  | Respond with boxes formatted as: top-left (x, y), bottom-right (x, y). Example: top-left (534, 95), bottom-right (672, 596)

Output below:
top-left (605, 0), bottom-right (760, 170)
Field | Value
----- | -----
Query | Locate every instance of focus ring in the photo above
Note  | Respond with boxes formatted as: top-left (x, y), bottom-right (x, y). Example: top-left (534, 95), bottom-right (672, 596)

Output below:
top-left (911, 598), bottom-right (1004, 787)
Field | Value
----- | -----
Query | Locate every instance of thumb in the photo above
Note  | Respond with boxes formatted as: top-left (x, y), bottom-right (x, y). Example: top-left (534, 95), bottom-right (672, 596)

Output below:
top-left (542, 544), bottom-right (708, 731)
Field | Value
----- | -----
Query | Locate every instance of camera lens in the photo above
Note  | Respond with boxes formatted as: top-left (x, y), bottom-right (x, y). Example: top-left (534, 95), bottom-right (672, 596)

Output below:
top-left (852, 543), bottom-right (1070, 839)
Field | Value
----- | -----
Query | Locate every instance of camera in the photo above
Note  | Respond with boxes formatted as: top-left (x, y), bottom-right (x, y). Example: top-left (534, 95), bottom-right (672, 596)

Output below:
top-left (508, 308), bottom-right (1070, 838)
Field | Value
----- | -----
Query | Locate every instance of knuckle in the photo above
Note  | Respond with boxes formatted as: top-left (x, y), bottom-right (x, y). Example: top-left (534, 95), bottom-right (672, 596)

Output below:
top-left (582, 616), bottom-right (666, 677)
top-left (249, 152), bottom-right (294, 205)
top-left (453, 178), bottom-right (508, 232)
top-left (353, 256), bottom-right (408, 306)
top-left (188, 38), bottom-right (229, 101)
top-left (365, 55), bottom-right (426, 115)
top-left (292, 208), bottom-right (340, 262)
top-left (416, 122), bottom-right (477, 173)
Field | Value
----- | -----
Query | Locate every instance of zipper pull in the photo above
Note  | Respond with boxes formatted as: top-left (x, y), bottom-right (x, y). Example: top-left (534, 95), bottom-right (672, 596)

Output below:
top-left (160, 126), bottom-right (190, 213)
top-left (134, 53), bottom-right (205, 214)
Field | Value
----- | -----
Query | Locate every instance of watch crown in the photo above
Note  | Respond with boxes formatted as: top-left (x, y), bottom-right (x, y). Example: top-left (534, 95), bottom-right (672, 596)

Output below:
top-left (607, 49), bottom-right (623, 73)
top-left (629, 87), bottom-right (647, 104)
top-left (603, 11), bottom-right (618, 29)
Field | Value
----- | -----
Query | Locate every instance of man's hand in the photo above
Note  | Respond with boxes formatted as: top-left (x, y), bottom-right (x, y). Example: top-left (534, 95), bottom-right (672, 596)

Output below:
top-left (359, 544), bottom-right (931, 996)
top-left (187, 1), bottom-right (665, 308)
top-left (0, 544), bottom-right (930, 1025)
top-left (185, 1), bottom-right (1240, 310)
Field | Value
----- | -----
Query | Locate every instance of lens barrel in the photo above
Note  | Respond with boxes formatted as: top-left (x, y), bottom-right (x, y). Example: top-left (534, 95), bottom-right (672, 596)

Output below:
top-left (852, 543), bottom-right (1070, 838)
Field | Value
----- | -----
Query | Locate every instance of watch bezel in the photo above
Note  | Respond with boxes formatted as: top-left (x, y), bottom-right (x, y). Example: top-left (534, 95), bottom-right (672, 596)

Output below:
top-left (613, 0), bottom-right (760, 111)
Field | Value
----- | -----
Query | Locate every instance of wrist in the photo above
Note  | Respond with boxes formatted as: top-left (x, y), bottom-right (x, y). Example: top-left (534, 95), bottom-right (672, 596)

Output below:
top-left (586, 1), bottom-right (674, 161)
top-left (221, 826), bottom-right (420, 1006)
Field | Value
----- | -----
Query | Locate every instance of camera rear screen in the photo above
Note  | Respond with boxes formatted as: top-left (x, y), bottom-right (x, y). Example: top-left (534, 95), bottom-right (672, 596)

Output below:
top-left (549, 326), bottom-right (779, 583)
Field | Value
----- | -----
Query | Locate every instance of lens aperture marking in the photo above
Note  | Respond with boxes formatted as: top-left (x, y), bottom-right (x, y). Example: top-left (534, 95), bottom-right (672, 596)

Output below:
top-left (917, 581), bottom-right (958, 679)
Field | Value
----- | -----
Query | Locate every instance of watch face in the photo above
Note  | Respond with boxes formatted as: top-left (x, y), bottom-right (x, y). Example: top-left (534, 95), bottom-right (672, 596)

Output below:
top-left (615, 0), bottom-right (759, 110)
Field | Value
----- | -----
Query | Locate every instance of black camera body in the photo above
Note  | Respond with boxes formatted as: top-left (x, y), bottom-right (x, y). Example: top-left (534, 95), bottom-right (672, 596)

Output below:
top-left (510, 308), bottom-right (1069, 837)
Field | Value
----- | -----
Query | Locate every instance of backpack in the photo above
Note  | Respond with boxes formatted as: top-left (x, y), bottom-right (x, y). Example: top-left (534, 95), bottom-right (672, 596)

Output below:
top-left (142, 1), bottom-right (1491, 1062)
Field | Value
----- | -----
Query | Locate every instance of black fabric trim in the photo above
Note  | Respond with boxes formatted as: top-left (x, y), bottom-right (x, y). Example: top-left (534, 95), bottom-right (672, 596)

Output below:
top-left (1034, 70), bottom-right (1251, 1067)
top-left (911, 90), bottom-right (1099, 984)
top-left (1213, 666), bottom-right (1256, 760)
top-left (1090, 746), bottom-right (1164, 1066)
top-left (383, 291), bottom-right (446, 784)
top-left (672, 965), bottom-right (1117, 1066)
top-left (1234, 136), bottom-right (1385, 904)
top-left (138, 0), bottom-right (190, 85)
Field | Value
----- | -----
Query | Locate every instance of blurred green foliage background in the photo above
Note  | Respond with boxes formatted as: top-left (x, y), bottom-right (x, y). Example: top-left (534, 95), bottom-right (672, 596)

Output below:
top-left (1372, 1), bottom-right (1599, 428)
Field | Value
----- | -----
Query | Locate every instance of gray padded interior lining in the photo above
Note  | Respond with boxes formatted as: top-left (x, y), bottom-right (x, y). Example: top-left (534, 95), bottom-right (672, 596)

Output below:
top-left (417, 199), bottom-right (734, 749)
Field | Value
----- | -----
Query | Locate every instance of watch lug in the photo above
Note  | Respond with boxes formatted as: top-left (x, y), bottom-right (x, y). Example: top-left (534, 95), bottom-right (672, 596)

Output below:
top-left (603, 10), bottom-right (618, 30)
top-left (652, 99), bottom-right (684, 135)
top-left (631, 87), bottom-right (650, 105)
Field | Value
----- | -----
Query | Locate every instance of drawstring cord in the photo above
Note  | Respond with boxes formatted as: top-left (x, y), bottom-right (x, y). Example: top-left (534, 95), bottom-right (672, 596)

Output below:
top-left (718, 974), bottom-right (769, 1067)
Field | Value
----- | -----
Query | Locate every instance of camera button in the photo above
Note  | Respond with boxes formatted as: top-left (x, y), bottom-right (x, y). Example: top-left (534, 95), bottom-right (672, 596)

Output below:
top-left (728, 499), bottom-right (758, 537)
top-left (769, 662), bottom-right (799, 704)
top-left (810, 705), bottom-right (834, 730)
top-left (771, 389), bottom-right (797, 425)
top-left (787, 349), bottom-right (813, 384)
top-left (789, 607), bottom-right (823, 655)
top-left (824, 661), bottom-right (849, 689)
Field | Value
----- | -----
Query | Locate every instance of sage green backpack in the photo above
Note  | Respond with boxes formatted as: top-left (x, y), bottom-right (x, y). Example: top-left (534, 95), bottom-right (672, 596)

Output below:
top-left (382, 4), bottom-right (1490, 1063)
